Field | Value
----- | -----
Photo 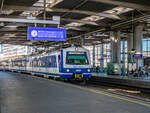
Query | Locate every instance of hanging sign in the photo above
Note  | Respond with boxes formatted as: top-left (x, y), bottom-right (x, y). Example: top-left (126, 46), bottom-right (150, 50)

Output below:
top-left (133, 54), bottom-right (143, 59)
top-left (28, 27), bottom-right (66, 41)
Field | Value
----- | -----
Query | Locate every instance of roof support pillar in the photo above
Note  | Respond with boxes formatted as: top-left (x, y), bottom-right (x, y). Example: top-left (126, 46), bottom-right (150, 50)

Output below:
top-left (110, 30), bottom-right (121, 64)
top-left (93, 44), bottom-right (96, 67)
top-left (133, 23), bottom-right (145, 69)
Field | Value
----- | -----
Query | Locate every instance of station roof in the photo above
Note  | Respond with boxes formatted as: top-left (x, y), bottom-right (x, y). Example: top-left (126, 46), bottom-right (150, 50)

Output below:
top-left (0, 0), bottom-right (150, 47)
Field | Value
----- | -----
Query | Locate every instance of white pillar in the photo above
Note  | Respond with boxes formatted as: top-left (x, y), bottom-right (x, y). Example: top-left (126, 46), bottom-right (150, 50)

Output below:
top-left (133, 24), bottom-right (145, 69)
top-left (110, 31), bottom-right (121, 63)
top-left (133, 24), bottom-right (144, 53)
top-left (116, 31), bottom-right (121, 64)
top-left (93, 45), bottom-right (95, 67)
top-left (127, 33), bottom-right (134, 53)
top-left (100, 44), bottom-right (104, 68)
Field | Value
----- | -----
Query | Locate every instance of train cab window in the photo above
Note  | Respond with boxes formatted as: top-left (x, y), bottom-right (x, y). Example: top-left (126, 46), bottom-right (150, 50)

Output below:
top-left (66, 53), bottom-right (88, 65)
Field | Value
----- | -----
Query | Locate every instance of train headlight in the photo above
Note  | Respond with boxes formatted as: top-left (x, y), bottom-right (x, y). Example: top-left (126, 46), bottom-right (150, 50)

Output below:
top-left (87, 69), bottom-right (91, 72)
top-left (66, 69), bottom-right (70, 72)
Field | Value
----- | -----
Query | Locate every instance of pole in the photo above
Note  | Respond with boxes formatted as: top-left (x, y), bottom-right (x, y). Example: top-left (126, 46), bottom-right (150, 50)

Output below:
top-left (43, 0), bottom-right (46, 27)
top-left (122, 41), bottom-right (126, 75)
top-left (93, 45), bottom-right (95, 67)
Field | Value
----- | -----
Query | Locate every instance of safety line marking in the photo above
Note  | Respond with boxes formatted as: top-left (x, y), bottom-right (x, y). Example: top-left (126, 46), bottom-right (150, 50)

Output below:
top-left (48, 79), bottom-right (150, 107)
top-left (19, 73), bottom-right (150, 107)
top-left (87, 88), bottom-right (150, 107)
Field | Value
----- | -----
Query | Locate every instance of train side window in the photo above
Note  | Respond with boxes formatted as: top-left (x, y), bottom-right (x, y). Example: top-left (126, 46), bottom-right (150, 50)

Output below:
top-left (49, 57), bottom-right (52, 66)
top-left (38, 60), bottom-right (41, 67)
top-left (32, 61), bottom-right (34, 67)
top-left (44, 58), bottom-right (46, 67)
top-left (41, 58), bottom-right (43, 67)
top-left (37, 60), bottom-right (39, 67)
top-left (33, 60), bottom-right (37, 67)
top-left (35, 60), bottom-right (37, 67)
top-left (48, 56), bottom-right (57, 67)
top-left (58, 55), bottom-right (60, 64)
top-left (29, 61), bottom-right (31, 67)
top-left (53, 56), bottom-right (57, 67)
top-left (42, 58), bottom-right (45, 67)
top-left (41, 59), bottom-right (43, 67)
top-left (45, 57), bottom-right (49, 67)
top-left (22, 61), bottom-right (24, 67)
top-left (30, 61), bottom-right (32, 67)
top-left (18, 61), bottom-right (20, 66)
top-left (15, 61), bottom-right (17, 66)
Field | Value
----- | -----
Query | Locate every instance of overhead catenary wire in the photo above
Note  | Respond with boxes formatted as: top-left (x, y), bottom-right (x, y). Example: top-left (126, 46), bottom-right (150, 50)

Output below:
top-left (43, 0), bottom-right (46, 27)
top-left (1, 0), bottom-right (4, 11)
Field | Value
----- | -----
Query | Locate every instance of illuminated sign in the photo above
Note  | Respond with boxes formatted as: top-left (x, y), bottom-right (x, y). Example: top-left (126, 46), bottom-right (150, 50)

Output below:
top-left (133, 54), bottom-right (143, 59)
top-left (28, 27), bottom-right (66, 41)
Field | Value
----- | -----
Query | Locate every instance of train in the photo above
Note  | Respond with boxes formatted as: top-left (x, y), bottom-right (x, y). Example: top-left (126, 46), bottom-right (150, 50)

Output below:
top-left (0, 47), bottom-right (92, 81)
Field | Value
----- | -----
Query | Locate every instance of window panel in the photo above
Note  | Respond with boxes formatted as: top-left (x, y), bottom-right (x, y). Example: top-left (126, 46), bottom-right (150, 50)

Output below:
top-left (142, 38), bottom-right (150, 57)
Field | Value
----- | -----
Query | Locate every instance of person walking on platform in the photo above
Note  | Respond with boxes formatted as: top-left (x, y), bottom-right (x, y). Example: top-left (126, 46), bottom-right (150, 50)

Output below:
top-left (144, 65), bottom-right (149, 77)
top-left (96, 66), bottom-right (100, 73)
top-left (133, 69), bottom-right (138, 77)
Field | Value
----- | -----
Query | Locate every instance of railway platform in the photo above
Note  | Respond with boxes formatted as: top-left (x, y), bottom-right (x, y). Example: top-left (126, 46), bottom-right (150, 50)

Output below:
top-left (0, 71), bottom-right (150, 113)
top-left (92, 73), bottom-right (150, 89)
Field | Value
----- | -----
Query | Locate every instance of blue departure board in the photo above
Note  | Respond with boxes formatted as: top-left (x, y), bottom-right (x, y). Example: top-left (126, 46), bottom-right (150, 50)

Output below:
top-left (28, 27), bottom-right (66, 41)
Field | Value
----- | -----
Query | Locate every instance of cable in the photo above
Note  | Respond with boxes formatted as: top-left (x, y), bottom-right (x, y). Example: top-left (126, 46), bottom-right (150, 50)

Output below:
top-left (62, 0), bottom-right (88, 17)
top-left (1, 0), bottom-right (4, 11)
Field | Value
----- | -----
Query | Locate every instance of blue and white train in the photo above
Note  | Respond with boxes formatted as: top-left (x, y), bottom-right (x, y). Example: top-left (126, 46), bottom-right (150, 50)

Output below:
top-left (0, 47), bottom-right (92, 81)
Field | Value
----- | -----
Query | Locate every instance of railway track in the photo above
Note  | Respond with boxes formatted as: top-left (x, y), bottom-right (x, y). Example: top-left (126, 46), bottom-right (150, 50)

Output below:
top-left (86, 79), bottom-right (150, 102)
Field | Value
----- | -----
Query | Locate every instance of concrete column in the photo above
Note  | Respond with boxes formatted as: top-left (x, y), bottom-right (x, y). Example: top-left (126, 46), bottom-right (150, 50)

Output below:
top-left (116, 31), bottom-right (121, 64)
top-left (122, 40), bottom-right (126, 74)
top-left (127, 33), bottom-right (134, 63)
top-left (100, 44), bottom-right (104, 68)
top-left (133, 24), bottom-right (145, 68)
top-left (110, 31), bottom-right (115, 62)
top-left (127, 33), bottom-right (134, 52)
top-left (110, 31), bottom-right (121, 63)
top-left (81, 36), bottom-right (84, 46)
top-left (133, 24), bottom-right (144, 53)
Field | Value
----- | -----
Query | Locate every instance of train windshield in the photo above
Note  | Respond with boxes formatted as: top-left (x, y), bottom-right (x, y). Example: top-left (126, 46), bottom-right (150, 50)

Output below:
top-left (66, 53), bottom-right (88, 65)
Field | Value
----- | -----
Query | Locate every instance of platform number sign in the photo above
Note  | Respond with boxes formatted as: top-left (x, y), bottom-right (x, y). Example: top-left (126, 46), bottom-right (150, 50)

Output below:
top-left (133, 54), bottom-right (143, 59)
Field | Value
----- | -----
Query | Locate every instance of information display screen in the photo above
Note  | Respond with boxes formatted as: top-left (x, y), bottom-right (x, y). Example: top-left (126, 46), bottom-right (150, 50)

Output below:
top-left (28, 27), bottom-right (66, 41)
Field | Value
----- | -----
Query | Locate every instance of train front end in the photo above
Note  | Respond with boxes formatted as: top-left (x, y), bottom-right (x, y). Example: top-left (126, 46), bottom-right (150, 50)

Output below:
top-left (60, 47), bottom-right (92, 80)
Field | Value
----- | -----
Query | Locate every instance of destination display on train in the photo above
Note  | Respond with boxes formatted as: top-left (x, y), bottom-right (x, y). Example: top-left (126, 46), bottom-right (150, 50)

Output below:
top-left (28, 27), bottom-right (66, 41)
